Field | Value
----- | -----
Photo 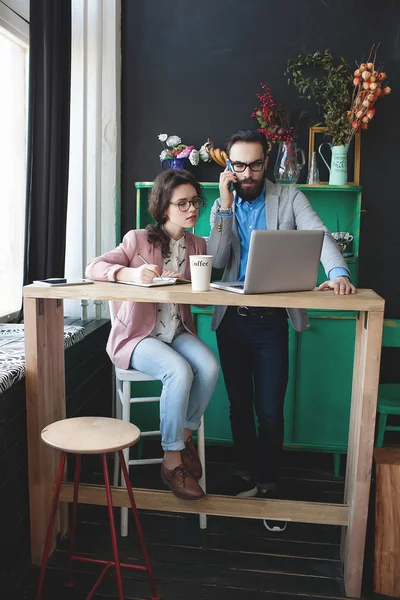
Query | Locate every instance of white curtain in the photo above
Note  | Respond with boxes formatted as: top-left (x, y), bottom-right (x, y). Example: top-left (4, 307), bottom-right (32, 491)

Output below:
top-left (65, 0), bottom-right (121, 319)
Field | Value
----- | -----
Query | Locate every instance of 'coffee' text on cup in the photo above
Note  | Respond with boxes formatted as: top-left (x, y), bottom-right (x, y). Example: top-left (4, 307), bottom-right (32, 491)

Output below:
top-left (192, 260), bottom-right (209, 267)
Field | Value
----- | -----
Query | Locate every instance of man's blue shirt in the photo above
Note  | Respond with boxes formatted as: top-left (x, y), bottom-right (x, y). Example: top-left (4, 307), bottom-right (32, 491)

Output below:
top-left (236, 185), bottom-right (267, 281)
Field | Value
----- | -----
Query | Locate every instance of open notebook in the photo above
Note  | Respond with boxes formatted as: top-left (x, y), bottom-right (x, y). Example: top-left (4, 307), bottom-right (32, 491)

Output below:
top-left (117, 277), bottom-right (191, 288)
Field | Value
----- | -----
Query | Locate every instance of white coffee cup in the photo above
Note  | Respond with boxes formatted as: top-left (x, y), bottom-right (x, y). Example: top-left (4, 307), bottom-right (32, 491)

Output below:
top-left (189, 255), bottom-right (213, 292)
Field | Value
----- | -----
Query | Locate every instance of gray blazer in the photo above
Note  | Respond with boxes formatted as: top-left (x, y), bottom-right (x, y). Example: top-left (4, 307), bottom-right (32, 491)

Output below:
top-left (207, 179), bottom-right (349, 332)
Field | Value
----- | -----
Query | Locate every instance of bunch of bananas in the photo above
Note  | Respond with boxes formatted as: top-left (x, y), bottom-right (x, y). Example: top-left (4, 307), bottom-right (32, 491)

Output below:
top-left (200, 138), bottom-right (228, 167)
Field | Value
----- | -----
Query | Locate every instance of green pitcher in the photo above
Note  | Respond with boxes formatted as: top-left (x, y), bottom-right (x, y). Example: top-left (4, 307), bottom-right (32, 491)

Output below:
top-left (318, 143), bottom-right (349, 185)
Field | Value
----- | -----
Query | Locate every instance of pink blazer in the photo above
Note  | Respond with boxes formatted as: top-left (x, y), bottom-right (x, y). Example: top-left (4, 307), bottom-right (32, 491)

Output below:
top-left (85, 229), bottom-right (207, 369)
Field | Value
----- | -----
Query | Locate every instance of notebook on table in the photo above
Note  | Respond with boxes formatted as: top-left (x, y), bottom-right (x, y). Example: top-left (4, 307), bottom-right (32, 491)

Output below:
top-left (117, 277), bottom-right (191, 288)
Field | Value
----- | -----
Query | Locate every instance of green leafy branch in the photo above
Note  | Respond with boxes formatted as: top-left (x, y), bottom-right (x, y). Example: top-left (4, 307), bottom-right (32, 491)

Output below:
top-left (285, 50), bottom-right (352, 146)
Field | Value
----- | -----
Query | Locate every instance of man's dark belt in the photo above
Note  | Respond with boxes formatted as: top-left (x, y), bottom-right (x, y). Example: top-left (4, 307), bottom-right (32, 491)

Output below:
top-left (231, 306), bottom-right (286, 318)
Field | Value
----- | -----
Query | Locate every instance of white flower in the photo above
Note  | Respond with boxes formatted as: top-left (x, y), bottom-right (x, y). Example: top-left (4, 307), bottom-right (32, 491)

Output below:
top-left (166, 135), bottom-right (181, 148)
top-left (189, 149), bottom-right (200, 166)
top-left (159, 150), bottom-right (168, 161)
top-left (158, 134), bottom-right (168, 142)
top-left (199, 143), bottom-right (211, 162)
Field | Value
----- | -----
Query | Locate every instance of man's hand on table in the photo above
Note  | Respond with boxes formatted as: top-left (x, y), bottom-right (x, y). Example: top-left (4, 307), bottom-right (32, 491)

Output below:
top-left (318, 276), bottom-right (356, 295)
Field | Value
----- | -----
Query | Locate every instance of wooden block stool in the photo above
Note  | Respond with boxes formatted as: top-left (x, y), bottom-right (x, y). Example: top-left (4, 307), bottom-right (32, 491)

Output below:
top-left (374, 447), bottom-right (400, 597)
top-left (35, 417), bottom-right (160, 600)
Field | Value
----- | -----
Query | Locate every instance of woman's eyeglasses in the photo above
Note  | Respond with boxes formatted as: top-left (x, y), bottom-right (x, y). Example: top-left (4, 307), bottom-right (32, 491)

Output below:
top-left (230, 159), bottom-right (265, 173)
top-left (169, 197), bottom-right (203, 212)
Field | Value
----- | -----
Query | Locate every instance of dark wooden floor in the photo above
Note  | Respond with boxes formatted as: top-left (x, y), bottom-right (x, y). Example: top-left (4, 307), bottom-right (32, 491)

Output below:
top-left (14, 445), bottom-right (395, 600)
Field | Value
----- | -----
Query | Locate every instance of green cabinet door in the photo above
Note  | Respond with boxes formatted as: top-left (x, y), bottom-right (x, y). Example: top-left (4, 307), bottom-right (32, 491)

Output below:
top-left (291, 313), bottom-right (356, 449)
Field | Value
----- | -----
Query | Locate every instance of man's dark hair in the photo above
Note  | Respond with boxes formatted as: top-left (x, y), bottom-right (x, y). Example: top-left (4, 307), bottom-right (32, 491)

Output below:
top-left (224, 130), bottom-right (270, 158)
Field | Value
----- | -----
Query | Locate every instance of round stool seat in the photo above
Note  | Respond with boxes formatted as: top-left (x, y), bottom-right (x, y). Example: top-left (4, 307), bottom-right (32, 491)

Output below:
top-left (41, 417), bottom-right (141, 454)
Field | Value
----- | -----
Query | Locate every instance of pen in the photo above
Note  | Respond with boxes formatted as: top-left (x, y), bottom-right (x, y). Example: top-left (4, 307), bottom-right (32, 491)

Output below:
top-left (137, 253), bottom-right (159, 277)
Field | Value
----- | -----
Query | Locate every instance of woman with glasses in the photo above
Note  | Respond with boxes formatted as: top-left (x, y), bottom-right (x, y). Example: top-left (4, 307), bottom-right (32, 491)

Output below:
top-left (86, 169), bottom-right (219, 500)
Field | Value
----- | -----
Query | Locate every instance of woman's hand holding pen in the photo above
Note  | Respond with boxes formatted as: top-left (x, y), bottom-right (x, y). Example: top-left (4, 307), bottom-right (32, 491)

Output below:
top-left (135, 264), bottom-right (160, 283)
top-left (115, 263), bottom-right (160, 284)
top-left (133, 253), bottom-right (161, 283)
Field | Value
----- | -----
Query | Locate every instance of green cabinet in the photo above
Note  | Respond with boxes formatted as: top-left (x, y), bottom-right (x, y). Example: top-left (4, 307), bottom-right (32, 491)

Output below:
top-left (134, 182), bottom-right (362, 459)
top-left (288, 312), bottom-right (356, 449)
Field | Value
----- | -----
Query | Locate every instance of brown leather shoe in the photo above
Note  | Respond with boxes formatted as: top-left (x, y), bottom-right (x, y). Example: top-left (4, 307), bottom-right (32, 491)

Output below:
top-left (181, 436), bottom-right (202, 479)
top-left (161, 462), bottom-right (205, 500)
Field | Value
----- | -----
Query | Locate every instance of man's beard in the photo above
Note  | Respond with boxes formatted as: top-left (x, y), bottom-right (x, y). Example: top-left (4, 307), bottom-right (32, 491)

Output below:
top-left (233, 174), bottom-right (265, 202)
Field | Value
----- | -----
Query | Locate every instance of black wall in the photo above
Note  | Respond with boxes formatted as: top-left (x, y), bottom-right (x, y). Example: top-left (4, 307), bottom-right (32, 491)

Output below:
top-left (121, 0), bottom-right (400, 316)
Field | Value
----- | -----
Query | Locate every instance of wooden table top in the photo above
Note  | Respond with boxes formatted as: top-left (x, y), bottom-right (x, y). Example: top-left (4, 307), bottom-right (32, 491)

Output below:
top-left (24, 281), bottom-right (385, 312)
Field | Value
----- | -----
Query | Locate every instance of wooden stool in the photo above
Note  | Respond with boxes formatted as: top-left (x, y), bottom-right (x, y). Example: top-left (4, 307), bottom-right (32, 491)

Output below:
top-left (35, 417), bottom-right (160, 600)
top-left (374, 447), bottom-right (400, 597)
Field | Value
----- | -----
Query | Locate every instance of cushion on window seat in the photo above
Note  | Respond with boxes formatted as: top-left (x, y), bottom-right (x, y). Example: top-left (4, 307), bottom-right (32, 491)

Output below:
top-left (0, 324), bottom-right (85, 394)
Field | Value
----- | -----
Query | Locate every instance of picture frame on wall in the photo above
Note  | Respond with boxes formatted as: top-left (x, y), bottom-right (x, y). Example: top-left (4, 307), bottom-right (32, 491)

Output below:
top-left (308, 126), bottom-right (361, 185)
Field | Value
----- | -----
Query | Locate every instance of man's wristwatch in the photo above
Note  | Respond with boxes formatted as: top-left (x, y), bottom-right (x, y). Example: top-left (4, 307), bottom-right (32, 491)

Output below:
top-left (218, 205), bottom-right (232, 214)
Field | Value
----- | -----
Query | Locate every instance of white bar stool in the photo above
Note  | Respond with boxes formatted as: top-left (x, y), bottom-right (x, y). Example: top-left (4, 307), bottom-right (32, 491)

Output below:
top-left (109, 302), bottom-right (207, 536)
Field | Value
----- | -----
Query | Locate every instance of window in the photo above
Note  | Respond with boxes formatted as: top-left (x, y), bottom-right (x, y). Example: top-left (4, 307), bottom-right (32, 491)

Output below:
top-left (0, 25), bottom-right (28, 320)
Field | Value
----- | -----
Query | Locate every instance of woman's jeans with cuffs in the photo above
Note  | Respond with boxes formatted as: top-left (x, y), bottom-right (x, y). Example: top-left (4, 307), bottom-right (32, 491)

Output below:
top-left (131, 332), bottom-right (220, 450)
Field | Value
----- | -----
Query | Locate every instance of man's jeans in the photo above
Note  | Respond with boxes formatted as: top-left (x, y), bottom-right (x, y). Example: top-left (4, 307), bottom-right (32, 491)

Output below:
top-left (216, 306), bottom-right (289, 485)
top-left (131, 332), bottom-right (219, 451)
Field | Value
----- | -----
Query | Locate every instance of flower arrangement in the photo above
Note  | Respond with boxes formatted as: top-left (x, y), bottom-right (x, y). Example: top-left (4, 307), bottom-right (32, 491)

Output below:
top-left (285, 50), bottom-right (352, 146)
top-left (158, 134), bottom-right (200, 166)
top-left (347, 46), bottom-right (391, 140)
top-left (285, 47), bottom-right (391, 146)
top-left (252, 84), bottom-right (297, 144)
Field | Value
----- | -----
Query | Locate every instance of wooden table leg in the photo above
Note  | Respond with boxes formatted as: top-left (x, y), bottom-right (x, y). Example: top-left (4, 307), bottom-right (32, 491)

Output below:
top-left (341, 310), bottom-right (384, 597)
top-left (25, 297), bottom-right (66, 564)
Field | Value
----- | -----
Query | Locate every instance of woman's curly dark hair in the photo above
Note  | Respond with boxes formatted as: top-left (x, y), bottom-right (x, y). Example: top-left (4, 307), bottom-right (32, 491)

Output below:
top-left (146, 169), bottom-right (205, 257)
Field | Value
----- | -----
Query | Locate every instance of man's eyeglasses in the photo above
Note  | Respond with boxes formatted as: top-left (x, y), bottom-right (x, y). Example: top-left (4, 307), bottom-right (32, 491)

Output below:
top-left (169, 197), bottom-right (203, 212)
top-left (230, 159), bottom-right (265, 173)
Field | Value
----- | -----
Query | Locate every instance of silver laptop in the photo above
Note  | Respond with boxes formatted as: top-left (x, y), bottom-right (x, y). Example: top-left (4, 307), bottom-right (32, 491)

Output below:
top-left (210, 230), bottom-right (324, 294)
